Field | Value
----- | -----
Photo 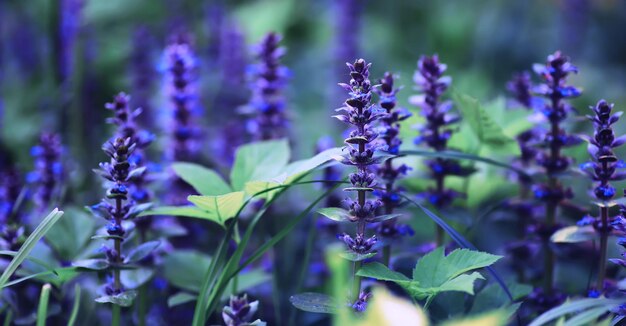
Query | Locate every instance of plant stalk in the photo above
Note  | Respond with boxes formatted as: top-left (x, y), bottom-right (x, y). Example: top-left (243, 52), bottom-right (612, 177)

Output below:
top-left (597, 205), bottom-right (609, 291)
top-left (543, 178), bottom-right (557, 295)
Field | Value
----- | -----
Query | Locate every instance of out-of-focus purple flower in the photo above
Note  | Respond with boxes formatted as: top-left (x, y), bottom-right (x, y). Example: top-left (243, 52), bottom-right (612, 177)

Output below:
top-left (351, 291), bottom-right (372, 313)
top-left (0, 160), bottom-right (23, 252)
top-left (222, 294), bottom-right (265, 326)
top-left (526, 51), bottom-right (581, 308)
top-left (531, 51), bottom-right (581, 209)
top-left (162, 33), bottom-right (202, 163)
top-left (373, 73), bottom-right (413, 241)
top-left (212, 18), bottom-right (248, 166)
top-left (56, 0), bottom-right (83, 86)
top-left (28, 133), bottom-right (63, 212)
top-left (507, 71), bottom-right (541, 109)
top-left (331, 0), bottom-right (363, 108)
top-left (412, 55), bottom-right (473, 209)
top-left (130, 26), bottom-right (156, 129)
top-left (245, 32), bottom-right (289, 141)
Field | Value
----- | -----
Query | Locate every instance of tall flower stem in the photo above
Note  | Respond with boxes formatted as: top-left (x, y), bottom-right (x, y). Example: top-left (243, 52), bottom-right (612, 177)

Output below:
top-left (112, 305), bottom-right (120, 326)
top-left (597, 205), bottom-right (609, 289)
top-left (544, 195), bottom-right (557, 294)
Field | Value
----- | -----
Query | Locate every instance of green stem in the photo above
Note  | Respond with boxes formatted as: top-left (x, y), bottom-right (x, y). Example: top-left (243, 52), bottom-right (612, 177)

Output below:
top-left (383, 246), bottom-right (391, 267)
top-left (597, 205), bottom-right (609, 291)
top-left (353, 260), bottom-right (362, 302)
top-left (137, 284), bottom-right (147, 326)
top-left (112, 304), bottom-right (120, 326)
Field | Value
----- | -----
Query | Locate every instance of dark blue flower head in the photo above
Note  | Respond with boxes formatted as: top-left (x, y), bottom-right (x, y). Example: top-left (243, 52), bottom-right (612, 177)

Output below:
top-left (222, 294), bottom-right (264, 326)
top-left (337, 233), bottom-right (377, 255)
top-left (245, 32), bottom-right (289, 141)
top-left (580, 100), bottom-right (626, 202)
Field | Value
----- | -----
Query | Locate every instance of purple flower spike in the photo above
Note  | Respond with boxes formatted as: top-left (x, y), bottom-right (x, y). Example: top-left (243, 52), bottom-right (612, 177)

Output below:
top-left (320, 58), bottom-right (385, 268)
top-left (163, 34), bottom-right (201, 163)
top-left (245, 32), bottom-right (290, 141)
top-left (373, 73), bottom-right (412, 241)
top-left (105, 92), bottom-right (155, 233)
top-left (412, 55), bottom-right (472, 211)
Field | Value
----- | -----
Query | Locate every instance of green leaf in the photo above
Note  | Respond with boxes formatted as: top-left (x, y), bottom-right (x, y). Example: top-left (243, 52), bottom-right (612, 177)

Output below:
top-left (317, 207), bottom-right (353, 222)
top-left (124, 241), bottom-right (161, 264)
top-left (222, 269), bottom-right (271, 300)
top-left (71, 259), bottom-right (109, 271)
top-left (289, 293), bottom-right (337, 314)
top-left (368, 213), bottom-right (402, 223)
top-left (440, 309), bottom-right (509, 326)
top-left (400, 149), bottom-right (531, 181)
top-left (357, 262), bottom-right (410, 283)
top-left (187, 192), bottom-right (246, 225)
top-left (230, 139), bottom-right (290, 191)
top-left (551, 225), bottom-right (597, 243)
top-left (45, 207), bottom-right (95, 260)
top-left (470, 282), bottom-right (532, 314)
top-left (339, 251), bottom-right (377, 262)
top-left (412, 248), bottom-right (502, 286)
top-left (172, 162), bottom-right (232, 196)
top-left (0, 208), bottom-right (64, 289)
top-left (95, 290), bottom-right (137, 307)
top-left (452, 91), bottom-right (514, 146)
top-left (529, 298), bottom-right (622, 326)
top-left (67, 284), bottom-right (81, 326)
top-left (365, 247), bottom-right (501, 301)
top-left (244, 180), bottom-right (281, 202)
top-left (563, 306), bottom-right (612, 326)
top-left (168, 292), bottom-right (197, 308)
top-left (163, 250), bottom-right (212, 293)
top-left (36, 284), bottom-right (51, 326)
top-left (139, 206), bottom-right (216, 220)
top-left (7, 266), bottom-right (78, 288)
top-left (274, 147), bottom-right (343, 184)
top-left (121, 268), bottom-right (155, 289)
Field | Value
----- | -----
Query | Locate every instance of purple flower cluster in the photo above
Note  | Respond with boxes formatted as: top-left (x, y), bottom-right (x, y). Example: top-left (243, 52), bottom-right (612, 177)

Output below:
top-left (373, 73), bottom-right (413, 239)
top-left (581, 100), bottom-right (626, 203)
top-left (28, 133), bottom-right (63, 212)
top-left (105, 92), bottom-right (154, 203)
top-left (333, 59), bottom-right (383, 255)
top-left (579, 100), bottom-right (626, 293)
top-left (245, 32), bottom-right (289, 141)
top-left (163, 34), bottom-right (201, 163)
top-left (105, 92), bottom-right (155, 236)
top-left (222, 294), bottom-right (264, 326)
top-left (91, 137), bottom-right (139, 296)
top-left (0, 163), bottom-right (23, 251)
top-left (412, 55), bottom-right (473, 209)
